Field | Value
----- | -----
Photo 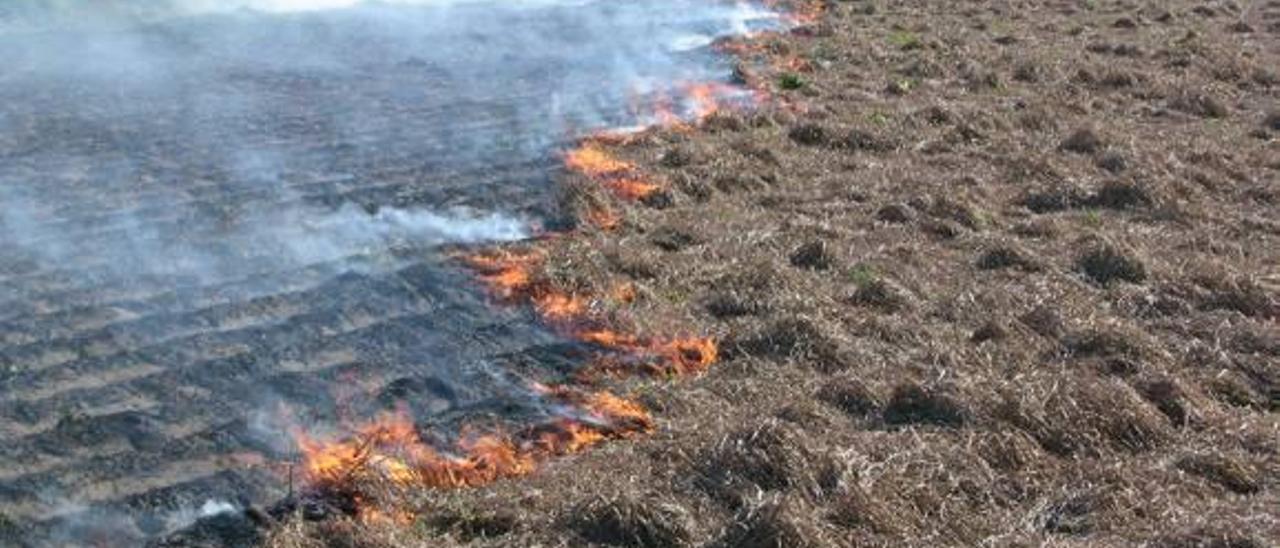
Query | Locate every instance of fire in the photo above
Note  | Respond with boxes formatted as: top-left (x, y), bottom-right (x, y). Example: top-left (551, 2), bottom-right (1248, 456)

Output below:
top-left (611, 282), bottom-right (637, 304)
top-left (578, 328), bottom-right (645, 350)
top-left (358, 503), bottom-right (416, 526)
top-left (534, 292), bottom-right (587, 320)
top-left (713, 37), bottom-right (767, 57)
top-left (462, 248), bottom-right (544, 300)
top-left (272, 0), bottom-right (817, 528)
top-left (634, 81), bottom-right (749, 129)
top-left (657, 336), bottom-right (719, 375)
top-left (564, 141), bottom-right (663, 201)
top-left (605, 178), bottom-right (661, 201)
top-left (760, 0), bottom-right (826, 24)
top-left (583, 390), bottom-right (653, 429)
top-left (575, 329), bottom-right (719, 378)
top-left (683, 82), bottom-right (741, 122)
top-left (780, 55), bottom-right (812, 73)
top-left (563, 80), bottom-right (760, 203)
top-left (289, 387), bottom-right (654, 518)
top-left (462, 248), bottom-right (717, 380)
top-left (564, 143), bottom-right (634, 178)
top-left (585, 206), bottom-right (622, 230)
top-left (538, 385), bottom-right (655, 435)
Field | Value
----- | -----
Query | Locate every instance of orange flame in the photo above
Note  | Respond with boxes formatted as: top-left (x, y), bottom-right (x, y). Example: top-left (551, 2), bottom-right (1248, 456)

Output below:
top-left (611, 282), bottom-right (637, 304)
top-left (605, 178), bottom-right (661, 201)
top-left (656, 336), bottom-right (719, 376)
top-left (276, 0), bottom-right (817, 527)
top-left (762, 0), bottom-right (825, 24)
top-left (585, 206), bottom-right (622, 230)
top-left (564, 141), bottom-right (663, 201)
top-left (683, 82), bottom-right (741, 122)
top-left (635, 81), bottom-right (748, 129)
top-left (564, 143), bottom-right (634, 178)
top-left (462, 248), bottom-right (545, 300)
top-left (578, 328), bottom-right (645, 350)
top-left (290, 387), bottom-right (654, 514)
top-left (534, 292), bottom-right (588, 321)
top-left (462, 249), bottom-right (717, 380)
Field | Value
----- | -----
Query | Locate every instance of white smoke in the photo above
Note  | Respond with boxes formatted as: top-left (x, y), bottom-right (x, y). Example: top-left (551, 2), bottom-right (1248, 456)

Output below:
top-left (162, 499), bottom-right (241, 533)
top-left (0, 200), bottom-right (532, 285)
top-left (266, 205), bottom-right (531, 276)
top-left (189, 0), bottom-right (592, 13)
top-left (299, 205), bottom-right (530, 248)
top-left (0, 0), bottom-right (610, 33)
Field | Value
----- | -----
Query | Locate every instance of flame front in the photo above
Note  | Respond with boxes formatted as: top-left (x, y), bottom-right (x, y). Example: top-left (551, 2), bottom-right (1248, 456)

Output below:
top-left (463, 248), bottom-right (719, 378)
top-left (291, 387), bottom-right (653, 519)
top-left (564, 143), bottom-right (635, 178)
top-left (564, 142), bottom-right (661, 201)
top-left (462, 248), bottom-right (545, 300)
top-left (281, 19), bottom-right (794, 529)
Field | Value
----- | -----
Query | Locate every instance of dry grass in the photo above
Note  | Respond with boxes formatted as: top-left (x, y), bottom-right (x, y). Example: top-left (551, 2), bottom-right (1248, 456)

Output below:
top-left (267, 0), bottom-right (1279, 546)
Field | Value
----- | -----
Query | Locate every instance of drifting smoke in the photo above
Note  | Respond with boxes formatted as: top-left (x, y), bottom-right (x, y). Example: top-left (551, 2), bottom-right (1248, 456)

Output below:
top-left (0, 0), bottom-right (776, 544)
top-left (0, 195), bottom-right (531, 286)
top-left (165, 499), bottom-right (240, 531)
top-left (0, 0), bottom-right (774, 286)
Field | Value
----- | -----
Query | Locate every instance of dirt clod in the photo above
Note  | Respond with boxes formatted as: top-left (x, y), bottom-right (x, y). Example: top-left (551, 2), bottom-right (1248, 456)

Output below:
top-left (1175, 454), bottom-right (1261, 495)
top-left (875, 203), bottom-right (915, 223)
top-left (717, 496), bottom-right (827, 548)
top-left (1086, 181), bottom-right (1152, 210)
top-left (1077, 244), bottom-right (1147, 286)
top-left (1060, 128), bottom-right (1103, 154)
top-left (789, 240), bottom-right (833, 271)
top-left (848, 278), bottom-right (910, 313)
top-left (1096, 152), bottom-right (1128, 173)
top-left (882, 384), bottom-right (971, 428)
top-left (977, 245), bottom-right (1041, 272)
top-left (1171, 90), bottom-right (1230, 119)
top-left (571, 496), bottom-right (692, 547)
top-left (816, 377), bottom-right (881, 417)
top-left (970, 319), bottom-right (1007, 344)
top-left (788, 123), bottom-right (828, 146)
top-left (696, 423), bottom-right (814, 508)
top-left (1041, 495), bottom-right (1094, 535)
top-left (425, 509), bottom-right (517, 541)
top-left (1266, 112), bottom-right (1280, 131)
top-left (649, 225), bottom-right (700, 252)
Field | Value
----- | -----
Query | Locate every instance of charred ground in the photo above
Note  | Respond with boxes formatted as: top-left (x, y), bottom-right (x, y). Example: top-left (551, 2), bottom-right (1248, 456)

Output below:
top-left (259, 0), bottom-right (1280, 546)
top-left (0, 1), bottom-right (770, 544)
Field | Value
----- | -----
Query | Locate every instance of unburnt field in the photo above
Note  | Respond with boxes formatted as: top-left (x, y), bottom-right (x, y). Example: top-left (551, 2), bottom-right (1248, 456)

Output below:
top-left (266, 1), bottom-right (1277, 546)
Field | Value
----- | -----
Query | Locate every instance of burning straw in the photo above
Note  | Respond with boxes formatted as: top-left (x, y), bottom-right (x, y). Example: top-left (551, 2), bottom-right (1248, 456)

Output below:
top-left (288, 386), bottom-right (654, 525)
top-left (277, 30), bottom-right (809, 528)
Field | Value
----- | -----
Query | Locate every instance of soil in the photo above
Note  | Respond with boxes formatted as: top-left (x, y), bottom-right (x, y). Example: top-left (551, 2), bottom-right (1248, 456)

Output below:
top-left (265, 0), bottom-right (1278, 546)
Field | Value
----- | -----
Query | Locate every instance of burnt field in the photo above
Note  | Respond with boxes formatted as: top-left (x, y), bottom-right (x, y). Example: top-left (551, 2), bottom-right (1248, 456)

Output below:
top-left (269, 0), bottom-right (1277, 546)
top-left (0, 1), bottom-right (773, 544)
